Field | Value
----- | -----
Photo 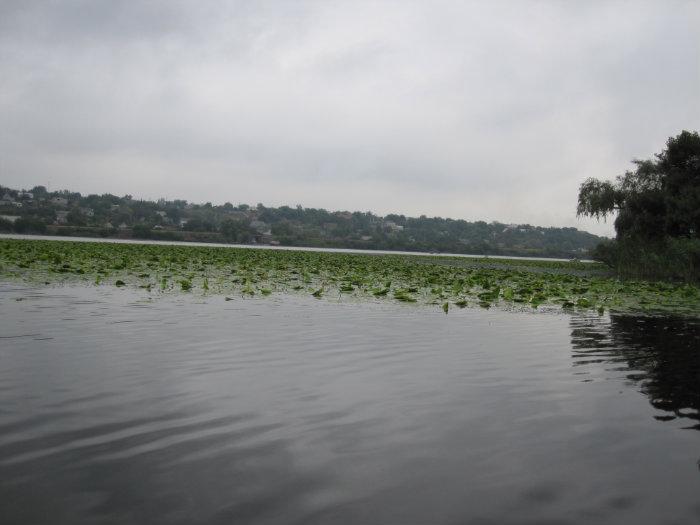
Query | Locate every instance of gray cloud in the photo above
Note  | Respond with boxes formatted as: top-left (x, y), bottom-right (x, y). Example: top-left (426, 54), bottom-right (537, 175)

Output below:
top-left (1, 0), bottom-right (699, 236)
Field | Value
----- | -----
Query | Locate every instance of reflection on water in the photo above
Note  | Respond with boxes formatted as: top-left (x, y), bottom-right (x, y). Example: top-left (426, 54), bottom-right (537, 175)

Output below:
top-left (1, 283), bottom-right (699, 525)
top-left (571, 314), bottom-right (700, 429)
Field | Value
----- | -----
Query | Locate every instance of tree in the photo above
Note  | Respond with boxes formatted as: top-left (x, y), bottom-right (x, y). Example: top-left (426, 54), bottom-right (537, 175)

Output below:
top-left (220, 218), bottom-right (249, 241)
top-left (66, 209), bottom-right (87, 226)
top-left (577, 130), bottom-right (700, 279)
top-left (577, 130), bottom-right (700, 240)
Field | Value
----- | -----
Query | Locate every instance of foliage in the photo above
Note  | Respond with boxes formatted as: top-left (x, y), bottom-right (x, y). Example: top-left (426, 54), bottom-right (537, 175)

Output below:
top-left (2, 238), bottom-right (699, 316)
top-left (12, 217), bottom-right (47, 234)
top-left (591, 237), bottom-right (700, 282)
top-left (0, 184), bottom-right (601, 259)
top-left (578, 130), bottom-right (700, 280)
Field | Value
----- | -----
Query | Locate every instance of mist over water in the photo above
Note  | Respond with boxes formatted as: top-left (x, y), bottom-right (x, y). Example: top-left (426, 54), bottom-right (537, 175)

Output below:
top-left (1, 284), bottom-right (699, 524)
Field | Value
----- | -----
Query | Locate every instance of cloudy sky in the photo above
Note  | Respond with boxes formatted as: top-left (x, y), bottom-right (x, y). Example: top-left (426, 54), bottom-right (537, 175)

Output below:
top-left (1, 1), bottom-right (698, 236)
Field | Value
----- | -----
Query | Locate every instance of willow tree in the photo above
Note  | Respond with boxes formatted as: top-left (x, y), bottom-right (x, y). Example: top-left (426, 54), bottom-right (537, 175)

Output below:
top-left (577, 130), bottom-right (700, 278)
top-left (578, 130), bottom-right (700, 240)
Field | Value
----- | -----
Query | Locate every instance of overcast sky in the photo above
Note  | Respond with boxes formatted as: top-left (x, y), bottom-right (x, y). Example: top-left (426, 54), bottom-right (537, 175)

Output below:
top-left (1, 1), bottom-right (698, 236)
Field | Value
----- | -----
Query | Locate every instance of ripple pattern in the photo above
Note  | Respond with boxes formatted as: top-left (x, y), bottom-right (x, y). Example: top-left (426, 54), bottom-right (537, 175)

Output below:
top-left (1, 283), bottom-right (699, 525)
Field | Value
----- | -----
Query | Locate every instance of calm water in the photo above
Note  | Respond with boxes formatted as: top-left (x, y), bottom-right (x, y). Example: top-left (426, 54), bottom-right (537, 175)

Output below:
top-left (1, 284), bottom-right (698, 525)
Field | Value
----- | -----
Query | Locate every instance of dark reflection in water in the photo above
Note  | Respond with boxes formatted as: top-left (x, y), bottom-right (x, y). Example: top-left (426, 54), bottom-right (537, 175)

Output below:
top-left (1, 284), bottom-right (699, 525)
top-left (571, 314), bottom-right (700, 429)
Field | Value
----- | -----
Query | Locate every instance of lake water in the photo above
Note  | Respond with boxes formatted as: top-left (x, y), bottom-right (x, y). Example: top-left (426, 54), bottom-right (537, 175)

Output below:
top-left (1, 283), bottom-right (698, 524)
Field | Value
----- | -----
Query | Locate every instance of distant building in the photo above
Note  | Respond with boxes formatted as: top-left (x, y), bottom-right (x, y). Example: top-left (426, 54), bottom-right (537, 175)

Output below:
top-left (2, 193), bottom-right (15, 203)
top-left (156, 211), bottom-right (167, 218)
top-left (18, 191), bottom-right (33, 200)
top-left (384, 221), bottom-right (404, 232)
top-left (118, 222), bottom-right (129, 230)
top-left (179, 218), bottom-right (189, 228)
top-left (0, 215), bottom-right (20, 223)
top-left (254, 232), bottom-right (274, 244)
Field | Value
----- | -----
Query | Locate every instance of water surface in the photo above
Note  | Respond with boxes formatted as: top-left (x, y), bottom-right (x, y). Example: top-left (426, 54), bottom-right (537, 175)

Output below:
top-left (1, 284), bottom-right (698, 524)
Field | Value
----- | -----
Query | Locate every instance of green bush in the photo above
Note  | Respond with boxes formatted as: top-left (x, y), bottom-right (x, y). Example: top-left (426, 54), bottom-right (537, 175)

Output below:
top-left (13, 217), bottom-right (47, 234)
top-left (591, 237), bottom-right (700, 282)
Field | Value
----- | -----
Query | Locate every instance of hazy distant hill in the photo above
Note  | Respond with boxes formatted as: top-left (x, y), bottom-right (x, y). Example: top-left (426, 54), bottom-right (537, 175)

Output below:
top-left (0, 185), bottom-right (603, 258)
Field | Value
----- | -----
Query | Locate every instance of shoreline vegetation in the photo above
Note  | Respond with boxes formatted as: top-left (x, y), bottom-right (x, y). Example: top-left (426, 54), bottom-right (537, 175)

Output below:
top-left (0, 184), bottom-right (601, 259)
top-left (2, 238), bottom-right (699, 316)
top-left (577, 130), bottom-right (700, 282)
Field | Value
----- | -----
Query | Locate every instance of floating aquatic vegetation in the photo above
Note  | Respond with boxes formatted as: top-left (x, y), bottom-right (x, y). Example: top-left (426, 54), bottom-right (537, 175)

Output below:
top-left (1, 238), bottom-right (699, 316)
top-left (393, 290), bottom-right (417, 303)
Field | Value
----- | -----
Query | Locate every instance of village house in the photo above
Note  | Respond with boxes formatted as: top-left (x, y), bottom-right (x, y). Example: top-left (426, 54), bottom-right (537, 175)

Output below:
top-left (384, 221), bottom-right (404, 232)
top-left (254, 231), bottom-right (274, 244)
top-left (0, 215), bottom-right (20, 224)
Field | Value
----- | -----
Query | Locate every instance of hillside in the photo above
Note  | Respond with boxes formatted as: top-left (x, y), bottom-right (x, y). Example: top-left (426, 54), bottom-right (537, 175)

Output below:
top-left (0, 185), bottom-right (602, 258)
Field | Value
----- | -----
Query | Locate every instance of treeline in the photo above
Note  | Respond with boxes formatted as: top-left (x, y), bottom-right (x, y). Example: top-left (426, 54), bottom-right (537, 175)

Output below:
top-left (578, 130), bottom-right (700, 281)
top-left (0, 184), bottom-right (601, 258)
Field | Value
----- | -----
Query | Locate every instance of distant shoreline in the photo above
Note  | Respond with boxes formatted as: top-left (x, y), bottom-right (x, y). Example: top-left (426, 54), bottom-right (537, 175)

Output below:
top-left (0, 233), bottom-right (594, 263)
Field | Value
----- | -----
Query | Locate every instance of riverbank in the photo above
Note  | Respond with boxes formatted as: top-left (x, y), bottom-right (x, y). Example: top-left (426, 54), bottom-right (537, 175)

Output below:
top-left (0, 233), bottom-right (591, 262)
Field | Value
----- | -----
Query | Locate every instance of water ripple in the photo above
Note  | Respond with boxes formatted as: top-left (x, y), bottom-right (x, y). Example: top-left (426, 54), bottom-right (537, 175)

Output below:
top-left (1, 284), bottom-right (699, 525)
